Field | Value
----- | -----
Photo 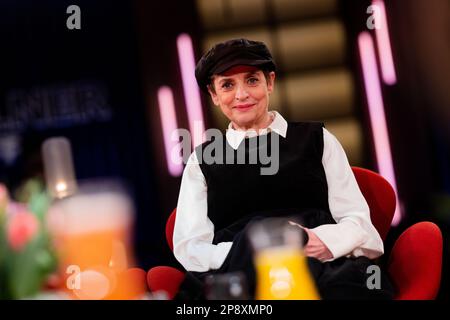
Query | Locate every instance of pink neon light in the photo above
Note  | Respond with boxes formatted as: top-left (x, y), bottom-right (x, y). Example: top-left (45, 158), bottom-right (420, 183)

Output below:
top-left (372, 0), bottom-right (397, 85)
top-left (177, 33), bottom-right (205, 148)
top-left (358, 31), bottom-right (402, 225)
top-left (157, 86), bottom-right (183, 177)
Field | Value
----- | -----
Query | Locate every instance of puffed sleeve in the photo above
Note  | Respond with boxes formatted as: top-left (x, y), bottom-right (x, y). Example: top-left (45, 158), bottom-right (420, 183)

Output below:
top-left (173, 151), bottom-right (233, 272)
top-left (310, 128), bottom-right (384, 261)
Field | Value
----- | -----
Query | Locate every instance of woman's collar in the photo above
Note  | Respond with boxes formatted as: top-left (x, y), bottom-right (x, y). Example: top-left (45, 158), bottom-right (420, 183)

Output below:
top-left (225, 111), bottom-right (288, 150)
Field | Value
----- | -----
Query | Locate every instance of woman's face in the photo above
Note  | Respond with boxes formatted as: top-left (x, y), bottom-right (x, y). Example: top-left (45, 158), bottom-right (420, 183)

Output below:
top-left (208, 67), bottom-right (275, 130)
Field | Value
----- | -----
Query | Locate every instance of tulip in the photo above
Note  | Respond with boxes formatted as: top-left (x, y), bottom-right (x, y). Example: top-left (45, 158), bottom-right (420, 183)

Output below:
top-left (6, 205), bottom-right (39, 251)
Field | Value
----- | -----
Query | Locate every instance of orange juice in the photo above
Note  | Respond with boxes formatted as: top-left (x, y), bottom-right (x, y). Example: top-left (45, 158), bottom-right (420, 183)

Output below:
top-left (47, 189), bottom-right (144, 299)
top-left (255, 246), bottom-right (320, 300)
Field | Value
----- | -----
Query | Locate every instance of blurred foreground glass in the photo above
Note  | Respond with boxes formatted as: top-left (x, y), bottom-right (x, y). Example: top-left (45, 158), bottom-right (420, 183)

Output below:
top-left (248, 218), bottom-right (320, 300)
top-left (205, 271), bottom-right (249, 300)
top-left (46, 181), bottom-right (145, 299)
top-left (41, 137), bottom-right (77, 199)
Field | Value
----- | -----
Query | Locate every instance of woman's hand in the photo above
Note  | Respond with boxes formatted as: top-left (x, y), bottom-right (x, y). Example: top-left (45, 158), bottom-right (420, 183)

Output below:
top-left (303, 227), bottom-right (333, 262)
top-left (288, 221), bottom-right (333, 262)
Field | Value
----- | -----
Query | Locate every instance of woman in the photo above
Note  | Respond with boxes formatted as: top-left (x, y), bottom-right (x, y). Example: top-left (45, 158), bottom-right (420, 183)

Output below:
top-left (173, 38), bottom-right (394, 299)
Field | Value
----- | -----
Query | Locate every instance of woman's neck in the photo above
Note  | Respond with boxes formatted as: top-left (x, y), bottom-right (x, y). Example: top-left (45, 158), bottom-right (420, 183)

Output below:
top-left (231, 111), bottom-right (274, 132)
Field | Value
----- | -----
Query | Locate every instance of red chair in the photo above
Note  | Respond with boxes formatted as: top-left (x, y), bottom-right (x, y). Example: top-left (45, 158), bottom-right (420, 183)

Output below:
top-left (352, 167), bottom-right (443, 299)
top-left (351, 167), bottom-right (396, 241)
top-left (388, 222), bottom-right (443, 299)
top-left (146, 208), bottom-right (181, 299)
top-left (145, 211), bottom-right (184, 299)
top-left (147, 167), bottom-right (443, 299)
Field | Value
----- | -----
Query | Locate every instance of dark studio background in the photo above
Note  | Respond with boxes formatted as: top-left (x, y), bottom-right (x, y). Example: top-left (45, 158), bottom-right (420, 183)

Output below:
top-left (0, 0), bottom-right (449, 300)
top-left (0, 0), bottom-right (167, 269)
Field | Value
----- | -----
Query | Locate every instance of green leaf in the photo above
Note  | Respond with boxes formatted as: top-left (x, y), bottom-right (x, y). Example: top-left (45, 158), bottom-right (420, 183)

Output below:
top-left (28, 191), bottom-right (50, 223)
top-left (1, 180), bottom-right (56, 299)
top-left (5, 228), bottom-right (57, 299)
top-left (0, 215), bottom-right (10, 299)
top-left (14, 179), bottom-right (44, 204)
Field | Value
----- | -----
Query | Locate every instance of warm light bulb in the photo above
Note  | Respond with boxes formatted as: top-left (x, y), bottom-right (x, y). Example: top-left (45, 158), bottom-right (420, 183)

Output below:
top-left (55, 182), bottom-right (67, 193)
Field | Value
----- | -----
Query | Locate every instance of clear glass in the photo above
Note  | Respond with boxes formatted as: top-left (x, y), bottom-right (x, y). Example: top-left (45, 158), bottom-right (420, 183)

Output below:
top-left (45, 180), bottom-right (144, 300)
top-left (205, 271), bottom-right (249, 300)
top-left (247, 217), bottom-right (320, 300)
top-left (41, 137), bottom-right (77, 199)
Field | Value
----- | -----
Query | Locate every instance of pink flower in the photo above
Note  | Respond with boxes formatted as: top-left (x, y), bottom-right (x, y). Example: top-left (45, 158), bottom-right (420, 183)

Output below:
top-left (6, 206), bottom-right (39, 251)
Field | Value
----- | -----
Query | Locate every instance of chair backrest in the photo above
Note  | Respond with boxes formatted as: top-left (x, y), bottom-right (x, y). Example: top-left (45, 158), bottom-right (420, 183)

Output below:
top-left (388, 221), bottom-right (443, 300)
top-left (351, 166), bottom-right (396, 241)
top-left (166, 208), bottom-right (177, 251)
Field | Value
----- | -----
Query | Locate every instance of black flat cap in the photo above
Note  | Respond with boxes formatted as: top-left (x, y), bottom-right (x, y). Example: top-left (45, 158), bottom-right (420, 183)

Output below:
top-left (195, 38), bottom-right (277, 93)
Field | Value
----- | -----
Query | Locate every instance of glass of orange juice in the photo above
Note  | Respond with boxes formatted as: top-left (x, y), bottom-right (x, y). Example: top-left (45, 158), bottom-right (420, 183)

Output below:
top-left (248, 217), bottom-right (320, 300)
top-left (46, 181), bottom-right (144, 300)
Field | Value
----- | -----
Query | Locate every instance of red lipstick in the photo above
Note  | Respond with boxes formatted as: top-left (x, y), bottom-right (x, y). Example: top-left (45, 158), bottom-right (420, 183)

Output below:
top-left (234, 103), bottom-right (255, 110)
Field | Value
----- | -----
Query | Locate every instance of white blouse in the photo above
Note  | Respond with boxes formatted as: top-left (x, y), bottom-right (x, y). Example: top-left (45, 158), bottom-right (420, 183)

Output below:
top-left (173, 111), bottom-right (384, 272)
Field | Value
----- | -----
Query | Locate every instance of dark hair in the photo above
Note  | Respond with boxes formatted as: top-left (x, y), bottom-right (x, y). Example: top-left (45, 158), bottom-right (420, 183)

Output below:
top-left (207, 69), bottom-right (273, 95)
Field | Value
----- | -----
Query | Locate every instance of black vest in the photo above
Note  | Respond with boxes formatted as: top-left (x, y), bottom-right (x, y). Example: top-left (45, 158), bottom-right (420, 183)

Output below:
top-left (195, 122), bottom-right (336, 243)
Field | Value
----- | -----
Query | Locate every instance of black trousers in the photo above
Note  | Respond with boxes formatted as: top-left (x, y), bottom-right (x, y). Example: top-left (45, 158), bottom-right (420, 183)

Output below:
top-left (176, 219), bottom-right (395, 300)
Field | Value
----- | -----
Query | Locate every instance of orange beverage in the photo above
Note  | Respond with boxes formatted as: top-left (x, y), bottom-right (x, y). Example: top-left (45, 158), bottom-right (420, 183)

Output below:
top-left (248, 217), bottom-right (320, 300)
top-left (47, 184), bottom-right (144, 299)
top-left (255, 246), bottom-right (320, 300)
